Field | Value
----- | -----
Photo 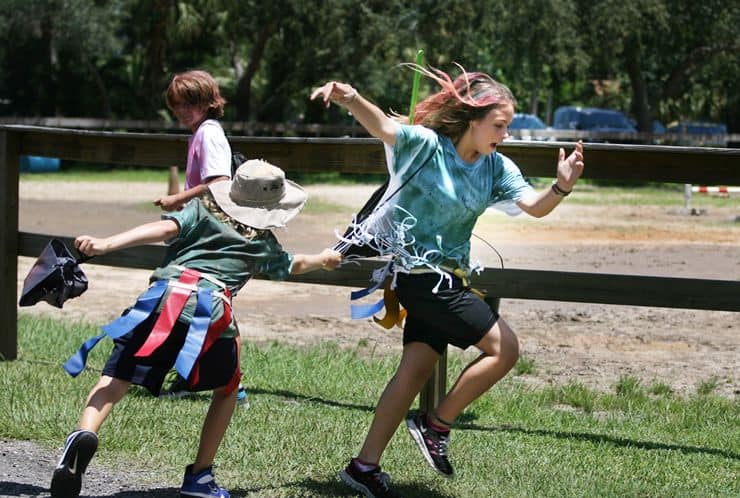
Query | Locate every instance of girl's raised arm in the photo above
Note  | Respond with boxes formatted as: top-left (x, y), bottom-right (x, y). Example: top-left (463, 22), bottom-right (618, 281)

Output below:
top-left (311, 81), bottom-right (398, 145)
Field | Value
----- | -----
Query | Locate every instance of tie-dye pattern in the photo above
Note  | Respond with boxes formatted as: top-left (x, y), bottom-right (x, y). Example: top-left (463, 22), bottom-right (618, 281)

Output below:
top-left (340, 124), bottom-right (534, 280)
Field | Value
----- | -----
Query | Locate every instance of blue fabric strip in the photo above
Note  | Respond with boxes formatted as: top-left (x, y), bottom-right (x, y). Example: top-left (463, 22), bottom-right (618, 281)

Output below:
top-left (62, 280), bottom-right (168, 377)
top-left (101, 281), bottom-right (168, 339)
top-left (174, 289), bottom-right (213, 381)
top-left (351, 298), bottom-right (385, 319)
top-left (63, 333), bottom-right (106, 377)
top-left (350, 280), bottom-right (384, 301)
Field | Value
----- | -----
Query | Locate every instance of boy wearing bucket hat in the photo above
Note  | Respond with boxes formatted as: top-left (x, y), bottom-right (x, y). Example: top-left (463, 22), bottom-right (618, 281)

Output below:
top-left (51, 160), bottom-right (342, 498)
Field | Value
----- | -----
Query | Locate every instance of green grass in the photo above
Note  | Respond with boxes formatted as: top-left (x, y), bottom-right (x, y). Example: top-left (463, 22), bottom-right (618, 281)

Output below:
top-left (527, 178), bottom-right (740, 208)
top-left (20, 165), bottom-right (386, 186)
top-left (20, 166), bottom-right (183, 183)
top-left (2, 315), bottom-right (738, 497)
top-left (21, 166), bottom-right (740, 210)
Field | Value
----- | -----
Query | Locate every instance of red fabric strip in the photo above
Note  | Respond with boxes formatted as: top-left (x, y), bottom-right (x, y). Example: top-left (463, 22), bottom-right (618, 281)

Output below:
top-left (134, 270), bottom-right (200, 358)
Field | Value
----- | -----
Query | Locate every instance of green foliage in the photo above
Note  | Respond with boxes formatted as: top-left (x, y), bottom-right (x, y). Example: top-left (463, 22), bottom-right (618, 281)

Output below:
top-left (514, 355), bottom-right (537, 375)
top-left (615, 375), bottom-right (645, 397)
top-left (648, 381), bottom-right (674, 397)
top-left (1, 314), bottom-right (739, 497)
top-left (1, 1), bottom-right (737, 130)
top-left (557, 381), bottom-right (596, 413)
top-left (697, 377), bottom-right (720, 396)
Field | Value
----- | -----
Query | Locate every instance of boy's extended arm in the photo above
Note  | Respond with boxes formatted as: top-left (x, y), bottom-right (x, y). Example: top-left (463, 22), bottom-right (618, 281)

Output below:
top-left (311, 81), bottom-right (398, 145)
top-left (75, 220), bottom-right (180, 257)
top-left (290, 249), bottom-right (343, 275)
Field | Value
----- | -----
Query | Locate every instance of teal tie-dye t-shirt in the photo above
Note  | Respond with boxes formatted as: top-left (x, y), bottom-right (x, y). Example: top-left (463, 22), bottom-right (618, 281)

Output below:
top-left (361, 124), bottom-right (534, 274)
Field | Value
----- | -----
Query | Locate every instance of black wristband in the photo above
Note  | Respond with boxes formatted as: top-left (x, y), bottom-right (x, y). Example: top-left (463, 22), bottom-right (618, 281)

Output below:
top-left (551, 182), bottom-right (572, 197)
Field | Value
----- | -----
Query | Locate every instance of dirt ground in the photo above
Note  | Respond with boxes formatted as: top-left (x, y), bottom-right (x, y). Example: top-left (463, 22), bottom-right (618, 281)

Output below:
top-left (16, 180), bottom-right (740, 398)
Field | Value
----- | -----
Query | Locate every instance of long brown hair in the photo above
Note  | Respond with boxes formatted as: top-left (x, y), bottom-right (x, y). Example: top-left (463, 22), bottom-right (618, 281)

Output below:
top-left (411, 65), bottom-right (516, 144)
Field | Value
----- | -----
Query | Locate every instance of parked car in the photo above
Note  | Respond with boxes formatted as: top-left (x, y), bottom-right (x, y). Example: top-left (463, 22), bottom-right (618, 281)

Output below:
top-left (553, 106), bottom-right (636, 133)
top-left (552, 106), bottom-right (637, 142)
top-left (652, 120), bottom-right (666, 133)
top-left (665, 121), bottom-right (728, 146)
top-left (507, 113), bottom-right (551, 141)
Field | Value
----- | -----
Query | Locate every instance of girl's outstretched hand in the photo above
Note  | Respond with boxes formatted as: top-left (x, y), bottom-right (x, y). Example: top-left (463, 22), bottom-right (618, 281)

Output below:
top-left (556, 140), bottom-right (585, 190)
top-left (310, 81), bottom-right (357, 108)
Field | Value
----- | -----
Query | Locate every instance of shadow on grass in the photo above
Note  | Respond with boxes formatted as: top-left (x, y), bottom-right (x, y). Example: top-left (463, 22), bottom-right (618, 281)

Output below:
top-left (247, 387), bottom-right (376, 412)
top-left (0, 481), bottom-right (180, 497)
top-left (457, 422), bottom-right (740, 461)
top-left (139, 387), bottom-right (739, 462)
top-left (232, 477), bottom-right (456, 498)
top-left (145, 386), bottom-right (377, 413)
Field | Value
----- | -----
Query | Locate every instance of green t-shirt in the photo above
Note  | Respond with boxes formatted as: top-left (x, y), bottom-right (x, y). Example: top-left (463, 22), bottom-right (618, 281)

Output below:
top-left (144, 199), bottom-right (293, 335)
top-left (152, 199), bottom-right (293, 293)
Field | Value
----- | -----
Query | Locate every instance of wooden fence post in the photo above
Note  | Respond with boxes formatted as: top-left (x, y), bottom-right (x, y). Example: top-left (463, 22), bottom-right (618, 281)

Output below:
top-left (0, 130), bottom-right (20, 360)
top-left (167, 165), bottom-right (180, 195)
top-left (418, 294), bottom-right (500, 415)
top-left (419, 349), bottom-right (447, 414)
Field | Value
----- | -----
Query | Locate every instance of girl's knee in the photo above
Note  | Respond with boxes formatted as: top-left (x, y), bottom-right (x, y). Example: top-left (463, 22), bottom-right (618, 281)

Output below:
top-left (478, 319), bottom-right (519, 364)
top-left (500, 324), bottom-right (519, 363)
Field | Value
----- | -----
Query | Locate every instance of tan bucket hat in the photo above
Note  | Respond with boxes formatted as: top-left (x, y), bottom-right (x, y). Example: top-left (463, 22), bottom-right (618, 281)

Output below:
top-left (208, 159), bottom-right (307, 229)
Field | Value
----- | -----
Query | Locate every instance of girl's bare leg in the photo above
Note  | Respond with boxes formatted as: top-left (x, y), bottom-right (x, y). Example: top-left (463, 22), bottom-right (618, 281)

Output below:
top-left (435, 317), bottom-right (519, 424)
top-left (357, 342), bottom-right (440, 464)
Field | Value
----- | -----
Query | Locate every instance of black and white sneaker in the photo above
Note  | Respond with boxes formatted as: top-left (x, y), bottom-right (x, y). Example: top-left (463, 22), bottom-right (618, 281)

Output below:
top-left (338, 459), bottom-right (401, 498)
top-left (406, 413), bottom-right (453, 477)
top-left (160, 373), bottom-right (192, 398)
top-left (50, 430), bottom-right (98, 498)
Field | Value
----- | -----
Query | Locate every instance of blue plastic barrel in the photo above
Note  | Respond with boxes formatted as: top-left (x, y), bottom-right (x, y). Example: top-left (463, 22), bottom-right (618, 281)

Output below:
top-left (19, 155), bottom-right (61, 173)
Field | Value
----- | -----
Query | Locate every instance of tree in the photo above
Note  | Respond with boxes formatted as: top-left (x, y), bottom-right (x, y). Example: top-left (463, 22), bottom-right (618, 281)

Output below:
top-left (580, 0), bottom-right (740, 131)
top-left (0, 0), bottom-right (125, 116)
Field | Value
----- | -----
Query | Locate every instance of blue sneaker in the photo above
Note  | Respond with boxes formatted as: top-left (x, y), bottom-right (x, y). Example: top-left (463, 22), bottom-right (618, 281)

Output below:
top-left (180, 464), bottom-right (229, 498)
top-left (50, 429), bottom-right (98, 498)
top-left (236, 385), bottom-right (249, 408)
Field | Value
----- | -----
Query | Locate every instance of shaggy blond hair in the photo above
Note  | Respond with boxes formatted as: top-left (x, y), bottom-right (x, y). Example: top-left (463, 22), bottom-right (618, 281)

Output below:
top-left (201, 190), bottom-right (264, 240)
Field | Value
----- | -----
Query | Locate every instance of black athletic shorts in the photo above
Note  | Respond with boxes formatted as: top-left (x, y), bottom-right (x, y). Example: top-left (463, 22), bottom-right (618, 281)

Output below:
top-left (395, 272), bottom-right (499, 355)
top-left (102, 309), bottom-right (239, 397)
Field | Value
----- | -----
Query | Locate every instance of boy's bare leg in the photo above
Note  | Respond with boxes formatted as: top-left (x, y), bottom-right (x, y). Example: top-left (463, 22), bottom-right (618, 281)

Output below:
top-left (357, 342), bottom-right (440, 464)
top-left (435, 318), bottom-right (519, 424)
top-left (192, 385), bottom-right (237, 472)
top-left (52, 376), bottom-right (130, 498)
top-left (79, 375), bottom-right (131, 432)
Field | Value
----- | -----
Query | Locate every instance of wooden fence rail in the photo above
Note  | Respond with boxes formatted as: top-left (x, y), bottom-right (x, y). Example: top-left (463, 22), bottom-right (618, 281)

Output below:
top-left (17, 232), bottom-right (740, 311)
top-left (3, 125), bottom-right (740, 411)
top-left (2, 117), bottom-right (739, 146)
top-left (6, 124), bottom-right (740, 183)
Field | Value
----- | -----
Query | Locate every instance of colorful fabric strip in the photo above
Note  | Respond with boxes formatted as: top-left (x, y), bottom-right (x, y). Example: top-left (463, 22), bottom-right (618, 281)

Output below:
top-left (350, 279), bottom-right (384, 300)
top-left (135, 270), bottom-right (200, 357)
top-left (373, 280), bottom-right (406, 329)
top-left (62, 333), bottom-right (105, 377)
top-left (100, 280), bottom-right (169, 339)
top-left (63, 268), bottom-right (235, 383)
top-left (173, 287), bottom-right (213, 381)
top-left (187, 288), bottom-right (233, 389)
top-left (63, 281), bottom-right (168, 377)
top-left (350, 298), bottom-right (386, 319)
